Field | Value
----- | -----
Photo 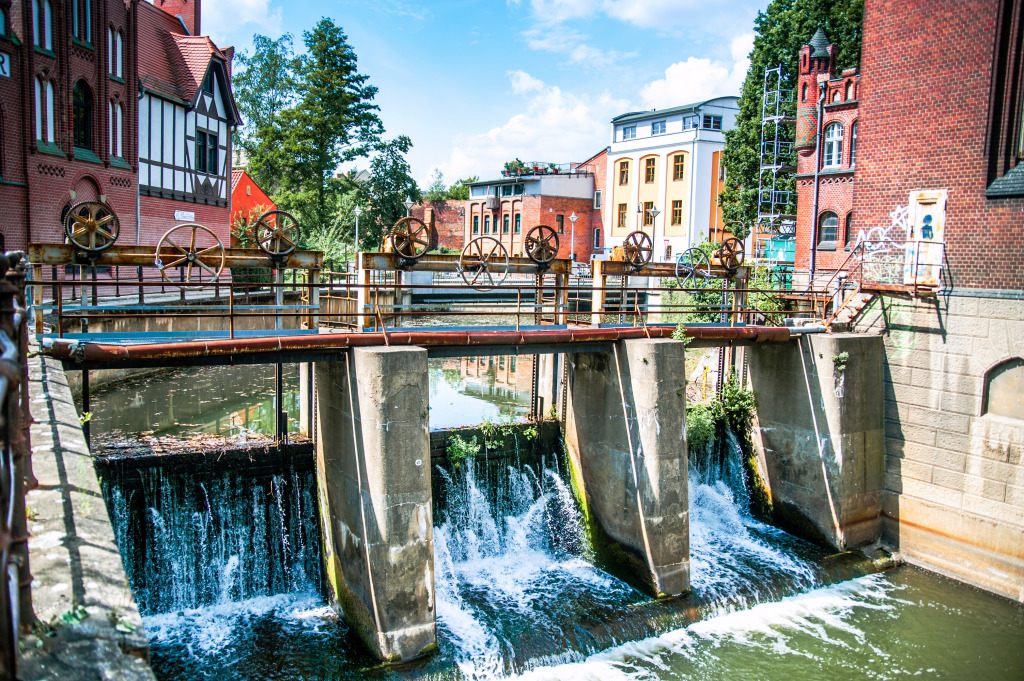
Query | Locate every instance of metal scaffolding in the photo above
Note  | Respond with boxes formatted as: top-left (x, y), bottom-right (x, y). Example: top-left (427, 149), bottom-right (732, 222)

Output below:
top-left (755, 65), bottom-right (796, 285)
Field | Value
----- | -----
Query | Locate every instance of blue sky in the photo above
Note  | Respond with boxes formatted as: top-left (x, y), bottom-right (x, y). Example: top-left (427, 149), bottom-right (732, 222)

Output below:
top-left (203, 0), bottom-right (768, 187)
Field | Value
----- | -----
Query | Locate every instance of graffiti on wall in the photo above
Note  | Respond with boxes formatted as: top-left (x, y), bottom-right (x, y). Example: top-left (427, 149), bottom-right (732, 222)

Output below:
top-left (849, 190), bottom-right (947, 287)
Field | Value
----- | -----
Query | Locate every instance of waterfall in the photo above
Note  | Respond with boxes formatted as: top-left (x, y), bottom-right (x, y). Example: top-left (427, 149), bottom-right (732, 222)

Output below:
top-left (104, 466), bottom-right (321, 615)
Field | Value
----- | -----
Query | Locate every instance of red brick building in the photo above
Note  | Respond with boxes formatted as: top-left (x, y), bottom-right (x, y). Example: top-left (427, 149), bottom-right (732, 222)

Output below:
top-left (137, 0), bottom-right (238, 248)
top-left (0, 0), bottom-right (138, 251)
top-left (0, 0), bottom-right (237, 258)
top-left (793, 27), bottom-right (861, 281)
top-left (230, 168), bottom-right (275, 245)
top-left (839, 0), bottom-right (1024, 601)
top-left (409, 201), bottom-right (465, 252)
top-left (460, 151), bottom-right (607, 262)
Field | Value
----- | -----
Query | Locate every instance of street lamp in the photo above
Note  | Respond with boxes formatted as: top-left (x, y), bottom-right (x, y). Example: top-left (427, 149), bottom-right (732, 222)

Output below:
top-left (353, 204), bottom-right (362, 262)
top-left (403, 197), bottom-right (414, 216)
top-left (568, 212), bottom-right (578, 261)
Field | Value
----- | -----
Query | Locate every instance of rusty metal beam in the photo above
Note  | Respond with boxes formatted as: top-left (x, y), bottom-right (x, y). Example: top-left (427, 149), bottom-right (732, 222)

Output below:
top-left (593, 259), bottom-right (748, 279)
top-left (44, 325), bottom-right (791, 369)
top-left (358, 251), bottom-right (572, 275)
top-left (28, 243), bottom-right (324, 269)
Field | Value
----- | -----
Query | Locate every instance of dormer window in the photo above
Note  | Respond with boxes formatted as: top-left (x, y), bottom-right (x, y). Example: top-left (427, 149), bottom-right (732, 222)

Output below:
top-left (202, 71), bottom-right (213, 95)
top-left (622, 125), bottom-right (636, 140)
top-left (652, 120), bottom-right (666, 135)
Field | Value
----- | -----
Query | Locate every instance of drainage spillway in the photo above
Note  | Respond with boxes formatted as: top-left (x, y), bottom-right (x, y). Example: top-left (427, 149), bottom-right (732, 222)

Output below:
top-left (91, 364), bottom-right (1024, 680)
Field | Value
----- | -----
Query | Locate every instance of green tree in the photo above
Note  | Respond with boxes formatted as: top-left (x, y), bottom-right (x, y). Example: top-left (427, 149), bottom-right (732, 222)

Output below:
top-left (423, 168), bottom-right (447, 203)
top-left (359, 136), bottom-right (421, 249)
top-left (234, 34), bottom-right (297, 197)
top-left (446, 176), bottom-right (478, 200)
top-left (238, 19), bottom-right (384, 232)
top-left (720, 0), bottom-right (864, 237)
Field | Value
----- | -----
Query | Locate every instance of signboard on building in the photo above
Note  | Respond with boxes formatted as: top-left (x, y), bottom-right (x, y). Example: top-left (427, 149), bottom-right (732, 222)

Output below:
top-left (174, 210), bottom-right (196, 221)
top-left (0, 53), bottom-right (11, 78)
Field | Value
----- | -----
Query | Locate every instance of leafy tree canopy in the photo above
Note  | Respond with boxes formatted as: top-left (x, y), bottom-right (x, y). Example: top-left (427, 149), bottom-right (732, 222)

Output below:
top-left (358, 136), bottom-right (421, 249)
top-left (720, 0), bottom-right (863, 238)
top-left (235, 18), bottom-right (384, 234)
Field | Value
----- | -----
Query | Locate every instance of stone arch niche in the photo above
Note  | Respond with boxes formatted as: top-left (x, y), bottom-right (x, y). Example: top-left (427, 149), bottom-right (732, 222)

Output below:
top-left (982, 358), bottom-right (1024, 420)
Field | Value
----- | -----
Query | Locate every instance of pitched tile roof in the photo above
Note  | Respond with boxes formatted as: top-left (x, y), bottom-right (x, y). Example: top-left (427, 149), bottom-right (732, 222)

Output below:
top-left (138, 0), bottom-right (238, 116)
top-left (231, 169), bottom-right (244, 191)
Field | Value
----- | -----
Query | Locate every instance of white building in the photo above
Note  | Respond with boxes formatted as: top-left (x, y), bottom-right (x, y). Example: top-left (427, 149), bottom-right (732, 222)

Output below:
top-left (603, 97), bottom-right (739, 262)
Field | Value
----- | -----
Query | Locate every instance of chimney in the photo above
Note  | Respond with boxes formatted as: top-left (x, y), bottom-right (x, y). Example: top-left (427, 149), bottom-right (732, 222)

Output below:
top-left (156, 0), bottom-right (201, 35)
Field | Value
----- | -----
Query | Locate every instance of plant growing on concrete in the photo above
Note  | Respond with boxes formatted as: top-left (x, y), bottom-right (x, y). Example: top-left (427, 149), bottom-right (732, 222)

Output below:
top-left (832, 351), bottom-right (850, 373)
top-left (718, 375), bottom-right (757, 434)
top-left (686, 403), bottom-right (717, 453)
top-left (446, 434), bottom-right (480, 470)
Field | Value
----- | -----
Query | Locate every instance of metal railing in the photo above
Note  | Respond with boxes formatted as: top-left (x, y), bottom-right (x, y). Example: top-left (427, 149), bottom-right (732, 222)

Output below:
top-left (0, 252), bottom-right (33, 679)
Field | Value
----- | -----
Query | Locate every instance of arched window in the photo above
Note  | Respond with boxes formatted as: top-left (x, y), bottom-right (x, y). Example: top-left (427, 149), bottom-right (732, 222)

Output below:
top-left (46, 81), bottom-right (54, 142)
top-left (982, 358), bottom-right (1024, 420)
top-left (846, 81), bottom-right (854, 100)
top-left (818, 211), bottom-right (838, 245)
top-left (823, 123), bottom-right (843, 168)
top-left (850, 121), bottom-right (858, 166)
top-left (593, 228), bottom-right (601, 248)
top-left (73, 80), bottom-right (93, 150)
top-left (844, 212), bottom-right (854, 248)
top-left (116, 31), bottom-right (123, 78)
top-left (73, 0), bottom-right (91, 42)
top-left (108, 101), bottom-right (123, 158)
top-left (33, 0), bottom-right (52, 50)
top-left (34, 77), bottom-right (55, 143)
top-left (832, 90), bottom-right (841, 103)
top-left (801, 83), bottom-right (807, 102)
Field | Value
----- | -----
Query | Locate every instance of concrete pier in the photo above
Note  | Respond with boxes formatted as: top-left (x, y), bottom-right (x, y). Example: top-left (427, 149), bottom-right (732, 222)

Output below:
top-left (313, 346), bottom-right (436, 662)
top-left (564, 338), bottom-right (690, 597)
top-left (748, 333), bottom-right (885, 550)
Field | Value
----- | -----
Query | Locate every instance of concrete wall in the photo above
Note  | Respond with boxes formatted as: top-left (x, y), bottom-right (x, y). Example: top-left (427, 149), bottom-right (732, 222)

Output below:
top-left (313, 347), bottom-right (436, 662)
top-left (748, 334), bottom-right (885, 550)
top-left (564, 338), bottom-right (689, 597)
top-left (854, 294), bottom-right (1024, 602)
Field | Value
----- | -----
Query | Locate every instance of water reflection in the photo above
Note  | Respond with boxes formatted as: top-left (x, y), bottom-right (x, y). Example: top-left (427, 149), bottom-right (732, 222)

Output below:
top-left (84, 355), bottom-right (534, 441)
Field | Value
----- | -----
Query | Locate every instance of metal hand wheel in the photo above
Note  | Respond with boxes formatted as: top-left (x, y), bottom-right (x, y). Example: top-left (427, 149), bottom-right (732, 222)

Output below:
top-left (254, 209), bottom-right (301, 257)
top-left (718, 237), bottom-right (745, 270)
top-left (64, 201), bottom-right (120, 252)
top-left (390, 216), bottom-right (431, 260)
top-left (524, 225), bottom-right (559, 264)
top-left (459, 236), bottom-right (509, 291)
top-left (155, 223), bottom-right (226, 285)
top-left (675, 247), bottom-right (711, 289)
top-left (623, 230), bottom-right (653, 267)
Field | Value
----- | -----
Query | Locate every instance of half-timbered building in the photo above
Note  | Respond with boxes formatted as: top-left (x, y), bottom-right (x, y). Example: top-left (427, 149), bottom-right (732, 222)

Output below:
top-left (136, 0), bottom-right (239, 246)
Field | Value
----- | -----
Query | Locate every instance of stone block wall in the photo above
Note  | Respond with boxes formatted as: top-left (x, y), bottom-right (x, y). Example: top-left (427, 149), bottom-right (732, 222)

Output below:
top-left (854, 293), bottom-right (1024, 601)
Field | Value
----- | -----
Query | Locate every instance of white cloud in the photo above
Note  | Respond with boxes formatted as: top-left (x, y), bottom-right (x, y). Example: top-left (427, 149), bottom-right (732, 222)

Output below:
top-left (203, 0), bottom-right (283, 45)
top-left (522, 24), bottom-right (635, 69)
top-left (639, 33), bottom-right (753, 109)
top-left (436, 72), bottom-right (628, 182)
top-left (509, 70), bottom-right (545, 95)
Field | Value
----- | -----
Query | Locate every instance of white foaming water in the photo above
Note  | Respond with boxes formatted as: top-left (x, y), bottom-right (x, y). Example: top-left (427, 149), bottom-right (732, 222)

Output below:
top-left (436, 437), bottom-right (825, 678)
top-left (434, 460), bottom-right (628, 679)
top-left (509, 575), bottom-right (895, 681)
top-left (143, 591), bottom-right (332, 656)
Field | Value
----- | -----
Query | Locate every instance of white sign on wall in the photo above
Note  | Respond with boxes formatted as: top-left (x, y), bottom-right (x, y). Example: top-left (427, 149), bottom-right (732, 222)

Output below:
top-left (174, 210), bottom-right (196, 221)
top-left (0, 53), bottom-right (11, 78)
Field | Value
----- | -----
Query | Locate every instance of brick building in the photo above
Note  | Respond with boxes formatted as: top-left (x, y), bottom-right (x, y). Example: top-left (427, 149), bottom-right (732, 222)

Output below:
top-left (137, 0), bottom-right (238, 248)
top-left (0, 0), bottom-right (237, 259)
top-left (0, 0), bottom-right (138, 251)
top-left (409, 200), bottom-right (465, 252)
top-left (793, 27), bottom-right (861, 281)
top-left (605, 98), bottom-right (737, 263)
top-left (460, 152), bottom-right (607, 262)
top-left (840, 0), bottom-right (1024, 601)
